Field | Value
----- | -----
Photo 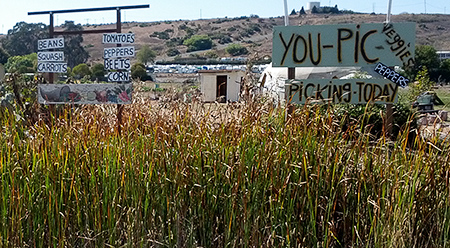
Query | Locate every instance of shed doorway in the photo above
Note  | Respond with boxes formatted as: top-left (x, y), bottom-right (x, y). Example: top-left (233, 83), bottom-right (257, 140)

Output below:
top-left (216, 75), bottom-right (227, 102)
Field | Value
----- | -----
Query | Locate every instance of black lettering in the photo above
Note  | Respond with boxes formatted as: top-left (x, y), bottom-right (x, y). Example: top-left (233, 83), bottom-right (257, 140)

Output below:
top-left (361, 30), bottom-right (379, 63)
top-left (391, 40), bottom-right (405, 52)
top-left (399, 50), bottom-right (411, 61)
top-left (315, 84), bottom-right (327, 100)
top-left (354, 29), bottom-right (360, 63)
top-left (309, 33), bottom-right (322, 65)
top-left (293, 35), bottom-right (307, 64)
top-left (343, 83), bottom-right (351, 103)
top-left (386, 34), bottom-right (401, 45)
top-left (279, 33), bottom-right (295, 66)
top-left (356, 81), bottom-right (364, 102)
top-left (305, 83), bottom-right (315, 100)
top-left (364, 83), bottom-right (373, 102)
top-left (332, 84), bottom-right (342, 102)
top-left (373, 84), bottom-right (383, 101)
top-left (337, 28), bottom-right (353, 63)
top-left (288, 84), bottom-right (299, 102)
top-left (382, 23), bottom-right (393, 33)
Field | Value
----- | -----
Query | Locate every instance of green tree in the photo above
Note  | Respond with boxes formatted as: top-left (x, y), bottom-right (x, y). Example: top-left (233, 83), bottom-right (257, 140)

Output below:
top-left (137, 45), bottom-right (156, 65)
top-left (72, 63), bottom-right (91, 79)
top-left (183, 35), bottom-right (213, 52)
top-left (411, 45), bottom-right (440, 81)
top-left (409, 66), bottom-right (435, 100)
top-left (299, 7), bottom-right (306, 15)
top-left (0, 47), bottom-right (9, 64)
top-left (204, 50), bottom-right (218, 59)
top-left (439, 59), bottom-right (450, 83)
top-left (225, 44), bottom-right (248, 56)
top-left (2, 22), bottom-right (48, 56)
top-left (91, 63), bottom-right (105, 81)
top-left (61, 21), bottom-right (89, 68)
top-left (5, 53), bottom-right (37, 73)
top-left (131, 63), bottom-right (148, 80)
top-left (166, 48), bottom-right (181, 57)
top-left (290, 9), bottom-right (296, 15)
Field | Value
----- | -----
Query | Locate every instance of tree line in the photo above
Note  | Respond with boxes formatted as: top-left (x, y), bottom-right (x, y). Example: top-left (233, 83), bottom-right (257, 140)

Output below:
top-left (0, 21), bottom-right (89, 70)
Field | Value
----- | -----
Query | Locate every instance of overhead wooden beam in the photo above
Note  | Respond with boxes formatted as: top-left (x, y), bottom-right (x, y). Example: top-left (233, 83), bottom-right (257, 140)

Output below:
top-left (28, 4), bottom-right (149, 15)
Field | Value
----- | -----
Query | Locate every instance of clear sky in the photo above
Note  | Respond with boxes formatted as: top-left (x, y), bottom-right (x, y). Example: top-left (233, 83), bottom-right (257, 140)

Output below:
top-left (0, 0), bottom-right (448, 34)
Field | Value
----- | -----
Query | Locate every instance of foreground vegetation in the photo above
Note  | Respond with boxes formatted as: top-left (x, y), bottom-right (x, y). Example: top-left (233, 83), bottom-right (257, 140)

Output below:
top-left (1, 99), bottom-right (450, 247)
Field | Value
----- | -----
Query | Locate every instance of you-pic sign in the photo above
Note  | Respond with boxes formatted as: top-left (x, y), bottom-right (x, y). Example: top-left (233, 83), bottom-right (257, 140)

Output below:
top-left (272, 22), bottom-right (415, 68)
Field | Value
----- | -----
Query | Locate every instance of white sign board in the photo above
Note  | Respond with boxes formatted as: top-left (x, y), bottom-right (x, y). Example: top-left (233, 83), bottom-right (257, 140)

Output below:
top-left (38, 83), bottom-right (132, 105)
top-left (38, 38), bottom-right (64, 50)
top-left (104, 58), bottom-right (131, 70)
top-left (107, 71), bottom-right (131, 82)
top-left (102, 33), bottom-right (135, 44)
top-left (104, 46), bottom-right (135, 59)
top-left (37, 62), bottom-right (68, 73)
top-left (37, 51), bottom-right (65, 62)
top-left (272, 23), bottom-right (415, 67)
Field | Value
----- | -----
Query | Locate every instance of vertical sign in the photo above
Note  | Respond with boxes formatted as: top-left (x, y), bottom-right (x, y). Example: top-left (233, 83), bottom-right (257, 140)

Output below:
top-left (102, 33), bottom-right (135, 83)
top-left (37, 37), bottom-right (67, 73)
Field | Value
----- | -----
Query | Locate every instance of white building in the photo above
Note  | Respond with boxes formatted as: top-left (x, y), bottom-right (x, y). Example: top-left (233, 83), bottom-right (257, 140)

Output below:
top-left (199, 70), bottom-right (245, 102)
top-left (437, 51), bottom-right (450, 61)
top-left (307, 2), bottom-right (321, 10)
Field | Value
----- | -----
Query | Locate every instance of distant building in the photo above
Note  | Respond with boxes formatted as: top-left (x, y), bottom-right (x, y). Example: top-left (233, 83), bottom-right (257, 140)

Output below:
top-left (437, 51), bottom-right (450, 61)
top-left (199, 70), bottom-right (244, 102)
top-left (307, 2), bottom-right (321, 11)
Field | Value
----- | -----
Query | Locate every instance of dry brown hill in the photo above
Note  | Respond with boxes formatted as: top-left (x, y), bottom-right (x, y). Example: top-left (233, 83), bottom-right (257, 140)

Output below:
top-left (77, 13), bottom-right (450, 64)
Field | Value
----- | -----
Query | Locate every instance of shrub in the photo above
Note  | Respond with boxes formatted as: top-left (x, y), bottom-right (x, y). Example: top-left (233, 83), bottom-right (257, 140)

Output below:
top-left (226, 44), bottom-right (248, 56)
top-left (166, 48), bottom-right (181, 57)
top-left (91, 63), bottom-right (105, 81)
top-left (131, 63), bottom-right (150, 81)
top-left (183, 35), bottom-right (213, 52)
top-left (72, 63), bottom-right (91, 79)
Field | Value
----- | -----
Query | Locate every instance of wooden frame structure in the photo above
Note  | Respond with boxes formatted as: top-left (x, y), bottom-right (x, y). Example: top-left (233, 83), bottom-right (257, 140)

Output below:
top-left (29, 4), bottom-right (150, 134)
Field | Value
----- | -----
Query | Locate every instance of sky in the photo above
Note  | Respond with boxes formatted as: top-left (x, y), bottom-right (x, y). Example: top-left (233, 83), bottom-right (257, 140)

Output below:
top-left (0, 0), bottom-right (449, 34)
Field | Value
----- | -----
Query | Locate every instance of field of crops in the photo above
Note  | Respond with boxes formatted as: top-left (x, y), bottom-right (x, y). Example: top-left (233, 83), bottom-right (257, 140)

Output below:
top-left (1, 99), bottom-right (450, 247)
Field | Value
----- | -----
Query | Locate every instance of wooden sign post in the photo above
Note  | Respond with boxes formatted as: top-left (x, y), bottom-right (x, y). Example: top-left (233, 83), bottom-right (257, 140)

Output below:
top-left (272, 22), bottom-right (415, 135)
top-left (29, 5), bottom-right (149, 134)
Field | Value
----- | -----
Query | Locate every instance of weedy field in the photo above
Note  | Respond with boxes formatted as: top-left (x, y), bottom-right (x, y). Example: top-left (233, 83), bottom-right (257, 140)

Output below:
top-left (1, 98), bottom-right (450, 247)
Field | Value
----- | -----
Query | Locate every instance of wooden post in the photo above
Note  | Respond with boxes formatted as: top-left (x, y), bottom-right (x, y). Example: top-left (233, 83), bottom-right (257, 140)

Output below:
top-left (48, 13), bottom-right (55, 117)
top-left (286, 67), bottom-right (295, 116)
top-left (385, 103), bottom-right (393, 137)
top-left (116, 8), bottom-right (124, 135)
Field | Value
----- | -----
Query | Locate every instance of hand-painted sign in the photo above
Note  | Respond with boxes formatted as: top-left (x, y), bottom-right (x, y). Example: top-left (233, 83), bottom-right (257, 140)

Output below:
top-left (102, 33), bottom-right (135, 44)
top-left (37, 62), bottom-right (68, 73)
top-left (37, 51), bottom-right (65, 62)
top-left (286, 79), bottom-right (398, 105)
top-left (104, 46), bottom-right (135, 59)
top-left (38, 37), bottom-right (64, 50)
top-left (373, 62), bottom-right (409, 88)
top-left (104, 58), bottom-right (131, 70)
top-left (38, 83), bottom-right (132, 104)
top-left (107, 71), bottom-right (131, 82)
top-left (273, 22), bottom-right (415, 67)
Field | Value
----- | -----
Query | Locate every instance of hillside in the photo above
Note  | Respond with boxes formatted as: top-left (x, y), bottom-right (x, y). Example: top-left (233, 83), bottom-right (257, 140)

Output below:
top-left (71, 13), bottom-right (450, 64)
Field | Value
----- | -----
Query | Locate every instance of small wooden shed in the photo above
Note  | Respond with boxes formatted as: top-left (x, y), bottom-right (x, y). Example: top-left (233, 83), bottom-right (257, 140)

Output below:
top-left (199, 70), bottom-right (244, 102)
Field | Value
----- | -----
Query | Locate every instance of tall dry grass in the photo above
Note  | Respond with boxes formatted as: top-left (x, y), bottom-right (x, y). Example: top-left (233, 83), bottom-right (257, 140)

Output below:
top-left (1, 99), bottom-right (450, 247)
